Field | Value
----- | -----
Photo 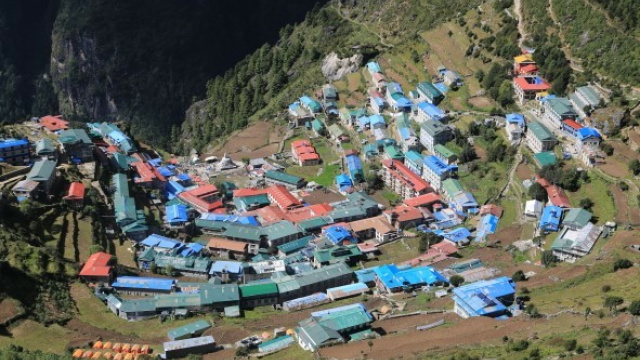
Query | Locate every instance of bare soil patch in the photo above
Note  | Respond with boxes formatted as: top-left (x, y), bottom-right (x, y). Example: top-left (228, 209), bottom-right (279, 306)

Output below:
top-left (493, 225), bottom-right (524, 245)
top-left (474, 144), bottom-right (487, 161)
top-left (468, 96), bottom-right (492, 109)
top-left (599, 141), bottom-right (639, 178)
top-left (611, 186), bottom-right (640, 224)
top-left (0, 298), bottom-right (22, 324)
top-left (516, 162), bottom-right (534, 182)
top-left (64, 318), bottom-right (159, 349)
top-left (209, 121), bottom-right (285, 161)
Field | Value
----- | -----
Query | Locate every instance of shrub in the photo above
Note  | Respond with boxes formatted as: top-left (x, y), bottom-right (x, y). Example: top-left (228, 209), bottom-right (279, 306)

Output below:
top-left (602, 284), bottom-right (612, 292)
top-left (512, 270), bottom-right (526, 282)
top-left (564, 339), bottom-right (577, 351)
top-left (628, 300), bottom-right (640, 315)
top-left (509, 339), bottom-right (530, 352)
top-left (614, 258), bottom-right (633, 271)
top-left (450, 275), bottom-right (465, 287)
top-left (619, 181), bottom-right (629, 191)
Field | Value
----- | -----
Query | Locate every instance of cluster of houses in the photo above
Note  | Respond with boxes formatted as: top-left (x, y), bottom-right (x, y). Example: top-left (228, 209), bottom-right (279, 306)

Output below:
top-left (512, 53), bottom-right (604, 167)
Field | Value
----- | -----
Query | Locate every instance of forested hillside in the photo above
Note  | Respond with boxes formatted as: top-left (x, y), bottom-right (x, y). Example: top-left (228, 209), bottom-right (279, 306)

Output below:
top-left (178, 0), bottom-right (486, 153)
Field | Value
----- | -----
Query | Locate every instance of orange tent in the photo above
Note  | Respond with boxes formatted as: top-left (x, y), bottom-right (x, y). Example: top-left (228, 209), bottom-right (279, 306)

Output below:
top-left (121, 344), bottom-right (131, 353)
top-left (112, 343), bottom-right (122, 353)
top-left (92, 352), bottom-right (102, 359)
top-left (103, 353), bottom-right (113, 360)
top-left (103, 342), bottom-right (113, 350)
top-left (130, 345), bottom-right (141, 354)
top-left (73, 349), bottom-right (84, 358)
top-left (124, 353), bottom-right (133, 360)
top-left (82, 351), bottom-right (93, 358)
top-left (140, 345), bottom-right (150, 355)
top-left (113, 353), bottom-right (123, 360)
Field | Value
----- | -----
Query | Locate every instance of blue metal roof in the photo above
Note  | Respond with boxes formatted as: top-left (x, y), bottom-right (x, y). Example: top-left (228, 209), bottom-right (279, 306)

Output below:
top-left (398, 127), bottom-right (412, 140)
top-left (540, 205), bottom-right (563, 232)
top-left (442, 227), bottom-right (471, 243)
top-left (577, 127), bottom-right (601, 140)
top-left (423, 155), bottom-right (457, 176)
top-left (394, 95), bottom-right (413, 108)
top-left (199, 213), bottom-right (259, 226)
top-left (327, 282), bottom-right (369, 295)
top-left (387, 82), bottom-right (403, 95)
top-left (179, 243), bottom-right (204, 257)
top-left (506, 113), bottom-right (525, 127)
top-left (475, 215), bottom-right (499, 241)
top-left (311, 303), bottom-right (368, 319)
top-left (355, 267), bottom-right (379, 284)
top-left (158, 166), bottom-right (174, 177)
top-left (112, 276), bottom-right (175, 291)
top-left (357, 116), bottom-right (370, 127)
top-left (209, 260), bottom-right (243, 274)
top-left (369, 114), bottom-right (386, 127)
top-left (335, 173), bottom-right (352, 187)
top-left (177, 173), bottom-right (191, 181)
top-left (417, 102), bottom-right (445, 119)
top-left (148, 158), bottom-right (162, 167)
top-left (0, 138), bottom-right (29, 150)
top-left (373, 264), bottom-right (447, 291)
top-left (166, 204), bottom-right (188, 223)
top-left (141, 234), bottom-right (182, 249)
top-left (346, 154), bottom-right (363, 172)
top-left (452, 277), bottom-right (515, 317)
top-left (367, 62), bottom-right (382, 73)
top-left (323, 225), bottom-right (357, 245)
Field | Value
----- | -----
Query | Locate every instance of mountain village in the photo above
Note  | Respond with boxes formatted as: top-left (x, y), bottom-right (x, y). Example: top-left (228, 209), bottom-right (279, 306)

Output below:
top-left (0, 19), bottom-right (634, 358)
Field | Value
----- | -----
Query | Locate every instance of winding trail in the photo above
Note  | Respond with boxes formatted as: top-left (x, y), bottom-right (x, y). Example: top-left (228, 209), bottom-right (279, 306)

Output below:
top-left (513, 0), bottom-right (527, 48)
top-left (332, 4), bottom-right (394, 48)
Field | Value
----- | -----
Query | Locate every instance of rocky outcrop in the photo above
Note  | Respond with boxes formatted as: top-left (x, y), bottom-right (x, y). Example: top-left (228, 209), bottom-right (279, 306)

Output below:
top-left (322, 52), bottom-right (363, 81)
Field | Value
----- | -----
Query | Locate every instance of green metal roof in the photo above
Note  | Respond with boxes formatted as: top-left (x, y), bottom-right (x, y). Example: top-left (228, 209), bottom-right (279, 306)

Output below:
top-left (434, 144), bottom-right (456, 158)
top-left (233, 194), bottom-right (270, 210)
top-left (27, 160), bottom-right (56, 182)
top-left (329, 206), bottom-right (367, 222)
top-left (417, 82), bottom-right (444, 101)
top-left (442, 178), bottom-right (464, 196)
top-left (533, 151), bottom-right (557, 167)
top-left (345, 192), bottom-right (379, 210)
top-left (327, 124), bottom-right (346, 138)
top-left (222, 223), bottom-right (263, 243)
top-left (265, 170), bottom-right (304, 185)
top-left (363, 143), bottom-right (379, 155)
top-left (547, 98), bottom-right (576, 116)
top-left (313, 245), bottom-right (362, 263)
top-left (58, 129), bottom-right (92, 145)
top-left (154, 255), bottom-right (212, 273)
top-left (316, 306), bottom-right (372, 331)
top-left (35, 138), bottom-right (55, 154)
top-left (297, 321), bottom-right (342, 347)
top-left (262, 221), bottom-right (302, 240)
top-left (168, 320), bottom-right (211, 340)
top-left (297, 217), bottom-right (329, 232)
top-left (311, 119), bottom-right (325, 131)
top-left (112, 173), bottom-right (130, 194)
top-left (384, 145), bottom-right (404, 160)
top-left (527, 121), bottom-right (555, 141)
top-left (421, 120), bottom-right (449, 137)
top-left (563, 208), bottom-right (592, 228)
top-left (295, 262), bottom-right (353, 288)
top-left (239, 282), bottom-right (278, 298)
top-left (138, 247), bottom-right (157, 262)
top-left (576, 86), bottom-right (600, 105)
top-left (277, 235), bottom-right (313, 254)
top-left (112, 152), bottom-right (131, 171)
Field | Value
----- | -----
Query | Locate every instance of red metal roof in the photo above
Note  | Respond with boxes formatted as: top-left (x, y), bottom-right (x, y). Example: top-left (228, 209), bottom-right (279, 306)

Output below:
top-left (256, 205), bottom-right (287, 223)
top-left (79, 252), bottom-right (113, 277)
top-left (562, 119), bottom-right (583, 130)
top-left (187, 184), bottom-right (218, 197)
top-left (479, 204), bottom-right (503, 218)
top-left (295, 146), bottom-right (316, 155)
top-left (291, 139), bottom-right (312, 148)
top-left (382, 159), bottom-right (433, 193)
top-left (385, 204), bottom-right (423, 222)
top-left (178, 193), bottom-right (223, 213)
top-left (39, 115), bottom-right (69, 131)
top-left (233, 188), bottom-right (269, 198)
top-left (299, 153), bottom-right (320, 162)
top-left (132, 162), bottom-right (156, 183)
top-left (404, 193), bottom-right (442, 207)
top-left (65, 182), bottom-right (85, 199)
top-left (372, 73), bottom-right (386, 83)
top-left (513, 77), bottom-right (551, 91)
top-left (207, 238), bottom-right (248, 252)
top-left (267, 185), bottom-right (302, 210)
top-left (106, 145), bottom-right (120, 154)
top-left (547, 185), bottom-right (571, 208)
top-left (519, 64), bottom-right (539, 74)
top-left (284, 203), bottom-right (333, 223)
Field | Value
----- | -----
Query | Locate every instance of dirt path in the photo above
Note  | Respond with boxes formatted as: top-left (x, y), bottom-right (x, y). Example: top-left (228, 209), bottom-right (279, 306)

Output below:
top-left (514, 0), bottom-right (527, 48)
top-left (332, 4), bottom-right (394, 48)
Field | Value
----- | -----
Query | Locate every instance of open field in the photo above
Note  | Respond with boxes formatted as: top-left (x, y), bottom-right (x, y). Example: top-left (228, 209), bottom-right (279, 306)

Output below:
top-left (208, 121), bottom-right (287, 161)
top-left (565, 176), bottom-right (616, 224)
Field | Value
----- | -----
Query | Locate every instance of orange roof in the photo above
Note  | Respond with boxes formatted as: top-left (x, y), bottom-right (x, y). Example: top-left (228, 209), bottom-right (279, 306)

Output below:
top-left (547, 184), bottom-right (571, 208)
top-left (431, 241), bottom-right (459, 255)
top-left (519, 64), bottom-right (538, 74)
top-left (152, 168), bottom-right (167, 182)
top-left (295, 145), bottom-right (316, 155)
top-left (256, 205), bottom-right (287, 223)
top-left (106, 145), bottom-right (120, 154)
top-left (562, 119), bottom-right (583, 130)
top-left (267, 185), bottom-right (302, 210)
top-left (233, 188), bottom-right (269, 198)
top-left (535, 176), bottom-right (552, 188)
top-left (291, 139), bottom-right (312, 148)
top-left (40, 115), bottom-right (69, 131)
top-left (404, 193), bottom-right (442, 207)
top-left (64, 182), bottom-right (85, 199)
top-left (132, 162), bottom-right (156, 182)
top-left (514, 77), bottom-right (551, 91)
top-left (299, 153), bottom-right (320, 162)
top-left (386, 204), bottom-right (423, 222)
top-left (284, 203), bottom-right (333, 223)
top-left (382, 159), bottom-right (433, 193)
top-left (348, 216), bottom-right (395, 234)
top-left (187, 184), bottom-right (218, 197)
top-left (79, 252), bottom-right (112, 277)
top-left (479, 204), bottom-right (503, 218)
top-left (207, 238), bottom-right (248, 252)
top-left (178, 192), bottom-right (223, 212)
